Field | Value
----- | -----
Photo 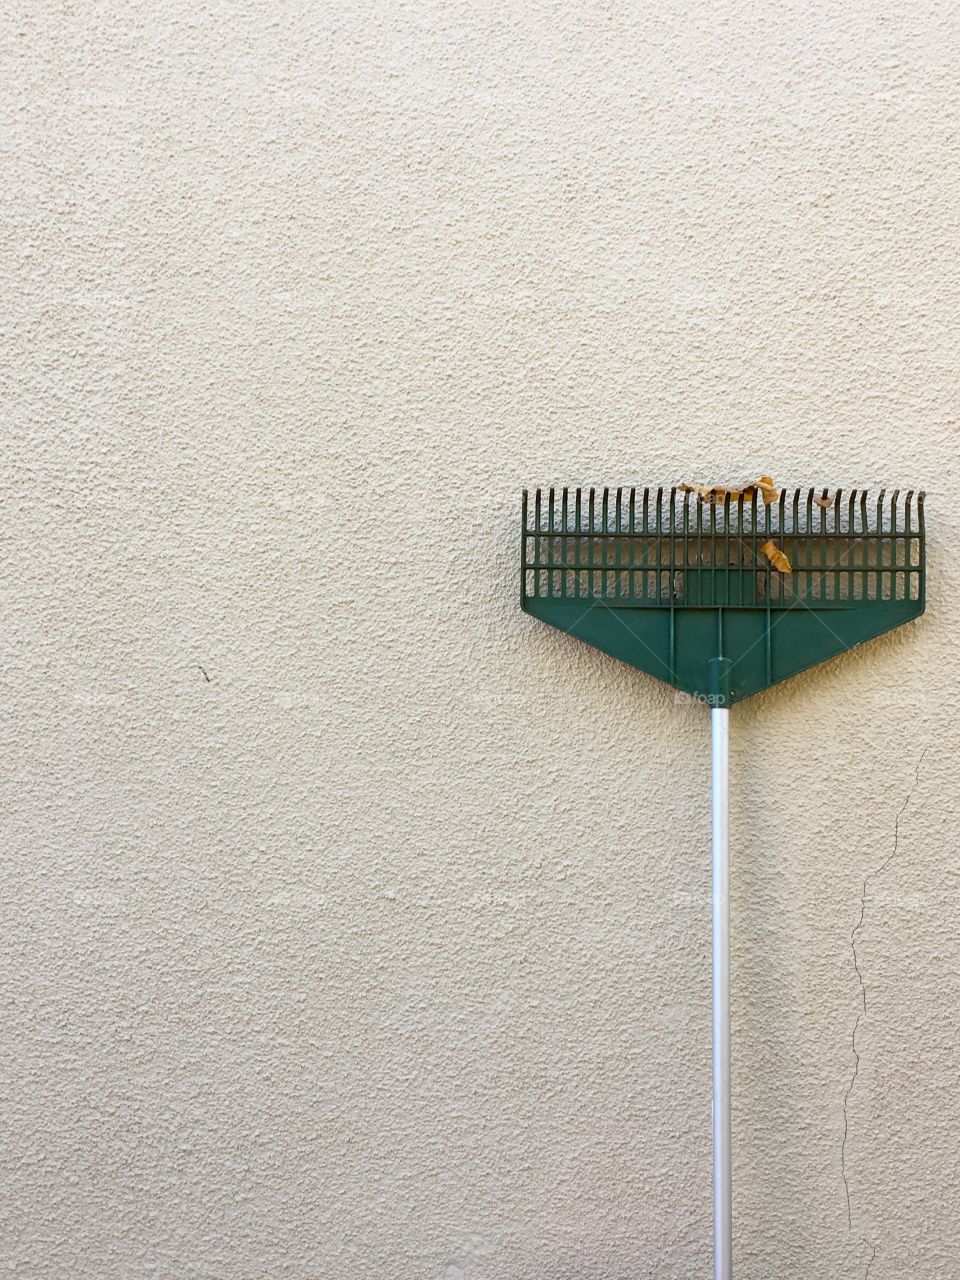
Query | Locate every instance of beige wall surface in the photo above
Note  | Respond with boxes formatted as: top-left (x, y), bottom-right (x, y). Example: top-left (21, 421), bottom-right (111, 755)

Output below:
top-left (3, 1), bottom-right (959, 1277)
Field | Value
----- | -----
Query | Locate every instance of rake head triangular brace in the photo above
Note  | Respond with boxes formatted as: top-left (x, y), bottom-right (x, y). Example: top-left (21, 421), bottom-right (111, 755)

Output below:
top-left (520, 485), bottom-right (925, 1279)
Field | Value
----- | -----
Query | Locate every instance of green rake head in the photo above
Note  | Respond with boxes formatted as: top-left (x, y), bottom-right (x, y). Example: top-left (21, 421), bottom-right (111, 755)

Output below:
top-left (521, 486), bottom-right (925, 705)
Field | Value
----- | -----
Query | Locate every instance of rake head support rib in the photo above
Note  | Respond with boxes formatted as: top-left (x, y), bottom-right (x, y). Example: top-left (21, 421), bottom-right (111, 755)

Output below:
top-left (521, 486), bottom-right (925, 704)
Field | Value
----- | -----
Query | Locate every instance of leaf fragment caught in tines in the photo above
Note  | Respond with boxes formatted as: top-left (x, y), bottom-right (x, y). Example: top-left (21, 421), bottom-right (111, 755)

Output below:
top-left (760, 539), bottom-right (792, 573)
top-left (678, 483), bottom-right (719, 500)
top-left (756, 475), bottom-right (778, 504)
top-left (679, 475), bottom-right (779, 504)
top-left (814, 494), bottom-right (833, 509)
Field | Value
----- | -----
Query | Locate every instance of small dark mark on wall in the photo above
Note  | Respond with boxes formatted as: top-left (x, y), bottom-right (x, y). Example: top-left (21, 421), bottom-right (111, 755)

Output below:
top-left (198, 665), bottom-right (211, 682)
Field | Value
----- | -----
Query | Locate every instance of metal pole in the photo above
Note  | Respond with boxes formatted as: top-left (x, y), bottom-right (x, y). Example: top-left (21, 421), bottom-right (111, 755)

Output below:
top-left (711, 706), bottom-right (732, 1280)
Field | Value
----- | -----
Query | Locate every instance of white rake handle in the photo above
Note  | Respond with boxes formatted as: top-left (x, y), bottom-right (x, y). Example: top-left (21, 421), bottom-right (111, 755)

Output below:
top-left (712, 706), bottom-right (732, 1280)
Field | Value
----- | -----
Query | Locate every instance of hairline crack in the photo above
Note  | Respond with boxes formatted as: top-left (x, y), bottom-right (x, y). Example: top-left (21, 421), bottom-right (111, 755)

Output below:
top-left (841, 747), bottom-right (927, 1231)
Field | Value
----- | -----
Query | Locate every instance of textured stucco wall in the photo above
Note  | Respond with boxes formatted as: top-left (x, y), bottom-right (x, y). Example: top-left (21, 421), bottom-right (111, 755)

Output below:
top-left (3, 1), bottom-right (959, 1277)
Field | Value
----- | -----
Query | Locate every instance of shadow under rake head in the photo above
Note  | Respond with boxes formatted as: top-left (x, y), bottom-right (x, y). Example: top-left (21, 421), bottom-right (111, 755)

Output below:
top-left (521, 486), bottom-right (925, 705)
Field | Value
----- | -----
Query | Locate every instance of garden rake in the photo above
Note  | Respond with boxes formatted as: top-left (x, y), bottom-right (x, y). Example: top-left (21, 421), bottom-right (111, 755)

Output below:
top-left (520, 483), bottom-right (925, 1280)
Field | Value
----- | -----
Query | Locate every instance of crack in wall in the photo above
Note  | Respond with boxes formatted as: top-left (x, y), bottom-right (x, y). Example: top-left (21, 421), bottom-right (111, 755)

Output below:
top-left (841, 747), bottom-right (927, 1236)
top-left (864, 1243), bottom-right (878, 1278)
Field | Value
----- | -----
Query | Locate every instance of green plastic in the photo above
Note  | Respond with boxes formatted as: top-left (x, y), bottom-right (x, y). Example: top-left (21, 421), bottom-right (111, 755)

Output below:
top-left (521, 487), bottom-right (925, 705)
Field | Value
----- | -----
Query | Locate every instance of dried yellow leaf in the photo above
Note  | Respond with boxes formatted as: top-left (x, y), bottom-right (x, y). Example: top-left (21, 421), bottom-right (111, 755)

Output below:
top-left (756, 475), bottom-right (778, 504)
top-left (679, 484), bottom-right (740, 504)
top-left (678, 483), bottom-right (720, 501)
top-left (678, 474), bottom-right (779, 504)
top-left (760, 539), bottom-right (792, 573)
